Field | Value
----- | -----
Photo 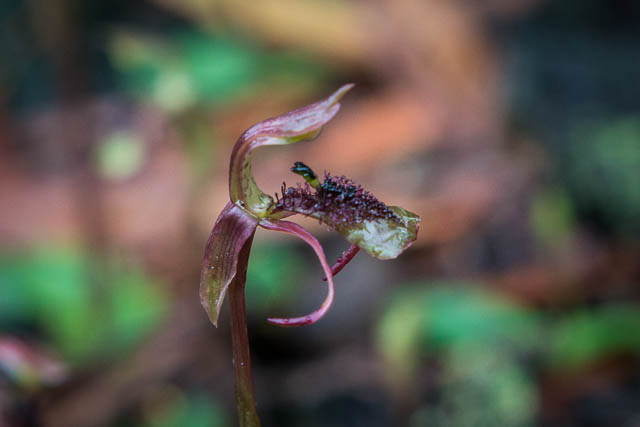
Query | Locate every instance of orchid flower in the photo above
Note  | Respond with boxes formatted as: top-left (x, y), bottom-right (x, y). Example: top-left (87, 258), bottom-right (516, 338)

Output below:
top-left (200, 83), bottom-right (420, 327)
top-left (199, 84), bottom-right (420, 426)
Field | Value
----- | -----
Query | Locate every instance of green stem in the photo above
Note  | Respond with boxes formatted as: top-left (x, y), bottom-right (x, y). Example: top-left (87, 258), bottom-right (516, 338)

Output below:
top-left (229, 235), bottom-right (261, 427)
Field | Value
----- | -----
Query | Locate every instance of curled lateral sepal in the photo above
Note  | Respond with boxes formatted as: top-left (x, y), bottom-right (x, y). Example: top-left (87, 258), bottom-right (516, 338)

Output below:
top-left (258, 219), bottom-right (336, 327)
top-left (229, 84), bottom-right (354, 218)
top-left (199, 202), bottom-right (259, 326)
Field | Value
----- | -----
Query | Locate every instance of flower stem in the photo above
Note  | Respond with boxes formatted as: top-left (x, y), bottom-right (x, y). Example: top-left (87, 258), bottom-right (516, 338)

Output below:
top-left (228, 234), bottom-right (261, 427)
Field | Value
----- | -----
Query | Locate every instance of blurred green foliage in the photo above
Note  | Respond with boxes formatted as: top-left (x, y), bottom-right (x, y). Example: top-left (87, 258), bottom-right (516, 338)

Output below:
top-left (108, 31), bottom-right (329, 113)
top-left (245, 243), bottom-right (305, 315)
top-left (410, 344), bottom-right (537, 427)
top-left (379, 283), bottom-right (640, 426)
top-left (143, 390), bottom-right (228, 427)
top-left (530, 187), bottom-right (576, 249)
top-left (507, 7), bottom-right (640, 239)
top-left (378, 284), bottom-right (540, 374)
top-left (379, 284), bottom-right (539, 427)
top-left (0, 247), bottom-right (167, 364)
top-left (549, 304), bottom-right (640, 370)
top-left (565, 116), bottom-right (640, 236)
top-left (96, 130), bottom-right (146, 181)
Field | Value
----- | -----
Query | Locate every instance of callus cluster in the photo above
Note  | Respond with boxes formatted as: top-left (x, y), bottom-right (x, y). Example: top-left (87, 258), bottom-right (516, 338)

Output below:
top-left (200, 84), bottom-right (420, 328)
top-left (274, 163), bottom-right (419, 261)
top-left (276, 167), bottom-right (402, 227)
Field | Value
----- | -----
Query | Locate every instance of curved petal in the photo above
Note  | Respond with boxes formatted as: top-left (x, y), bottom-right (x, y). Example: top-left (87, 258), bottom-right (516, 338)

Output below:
top-left (229, 84), bottom-right (354, 217)
top-left (200, 202), bottom-right (259, 326)
top-left (258, 219), bottom-right (335, 327)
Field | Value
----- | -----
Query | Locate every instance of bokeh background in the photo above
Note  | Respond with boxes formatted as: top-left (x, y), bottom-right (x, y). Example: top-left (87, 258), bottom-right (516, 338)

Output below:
top-left (1, 0), bottom-right (640, 426)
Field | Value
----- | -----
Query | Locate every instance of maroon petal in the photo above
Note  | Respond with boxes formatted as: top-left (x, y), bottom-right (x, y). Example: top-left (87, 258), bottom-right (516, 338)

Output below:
top-left (200, 202), bottom-right (259, 326)
top-left (323, 243), bottom-right (360, 281)
top-left (258, 219), bottom-right (336, 327)
top-left (229, 84), bottom-right (354, 217)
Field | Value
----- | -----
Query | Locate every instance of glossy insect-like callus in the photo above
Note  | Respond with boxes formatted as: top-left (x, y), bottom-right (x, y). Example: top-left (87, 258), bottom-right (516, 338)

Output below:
top-left (200, 84), bottom-right (420, 328)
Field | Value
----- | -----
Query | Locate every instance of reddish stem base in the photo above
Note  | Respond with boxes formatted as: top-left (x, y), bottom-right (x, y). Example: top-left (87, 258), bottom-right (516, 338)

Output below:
top-left (229, 235), bottom-right (261, 427)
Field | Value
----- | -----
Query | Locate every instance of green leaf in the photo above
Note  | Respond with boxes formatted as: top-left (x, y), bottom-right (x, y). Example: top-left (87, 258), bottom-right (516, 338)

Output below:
top-left (108, 31), bottom-right (330, 112)
top-left (0, 247), bottom-right (167, 364)
top-left (530, 187), bottom-right (575, 248)
top-left (566, 115), bottom-right (640, 235)
top-left (95, 130), bottom-right (145, 181)
top-left (377, 284), bottom-right (540, 384)
top-left (144, 391), bottom-right (228, 427)
top-left (245, 243), bottom-right (303, 313)
top-left (549, 305), bottom-right (640, 369)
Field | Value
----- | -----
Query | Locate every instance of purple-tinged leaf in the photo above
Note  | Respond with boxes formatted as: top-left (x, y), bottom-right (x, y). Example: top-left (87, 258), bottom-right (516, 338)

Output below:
top-left (258, 219), bottom-right (335, 327)
top-left (229, 84), bottom-right (354, 217)
top-left (200, 202), bottom-right (259, 327)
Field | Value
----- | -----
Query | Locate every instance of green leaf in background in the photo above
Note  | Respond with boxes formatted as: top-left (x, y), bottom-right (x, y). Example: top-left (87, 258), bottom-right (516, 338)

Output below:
top-left (566, 115), bottom-right (640, 236)
top-left (378, 284), bottom-right (539, 357)
top-left (245, 243), bottom-right (305, 314)
top-left (549, 305), bottom-right (640, 370)
top-left (180, 34), bottom-right (257, 102)
top-left (0, 247), bottom-right (167, 364)
top-left (143, 388), bottom-right (228, 427)
top-left (378, 283), bottom-right (540, 427)
top-left (106, 259), bottom-right (167, 350)
top-left (95, 130), bottom-right (146, 181)
top-left (379, 283), bottom-right (640, 376)
top-left (376, 283), bottom-right (540, 397)
top-left (0, 248), bottom-right (99, 359)
top-left (530, 186), bottom-right (576, 249)
top-left (108, 30), bottom-right (330, 113)
top-left (379, 283), bottom-right (640, 426)
top-left (411, 343), bottom-right (538, 427)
